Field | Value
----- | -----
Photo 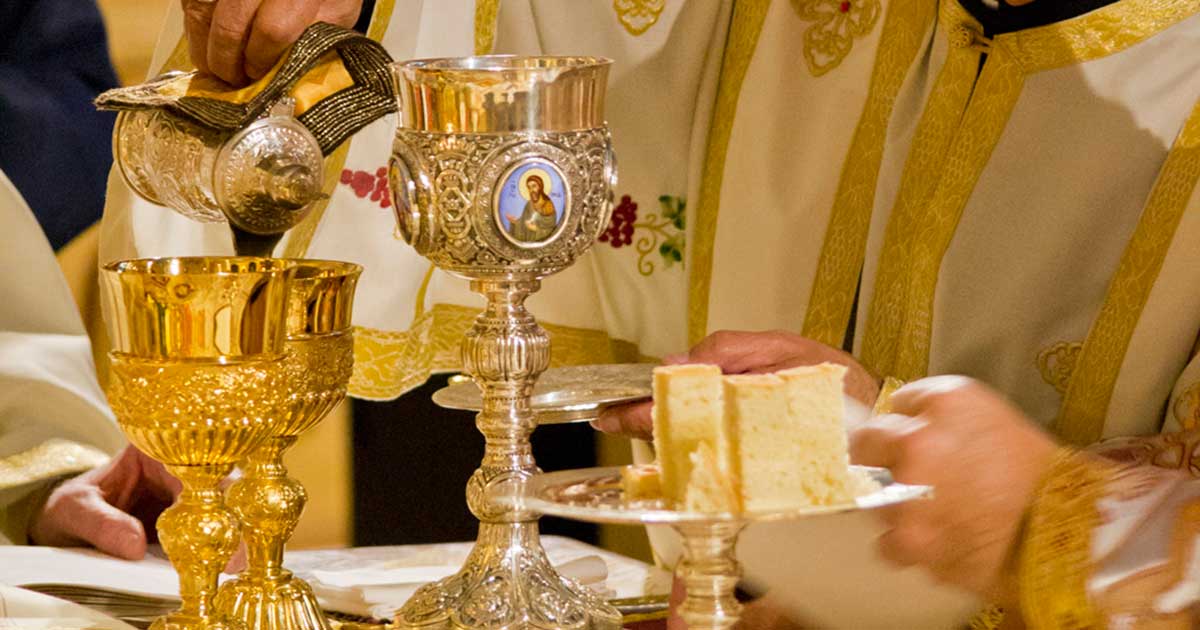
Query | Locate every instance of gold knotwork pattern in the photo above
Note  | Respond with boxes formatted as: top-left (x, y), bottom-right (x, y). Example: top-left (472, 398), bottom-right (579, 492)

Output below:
top-left (474, 0), bottom-right (500, 55)
top-left (1019, 448), bottom-right (1114, 630)
top-left (1002, 0), bottom-right (1200, 74)
top-left (857, 0), bottom-right (980, 374)
top-left (791, 0), bottom-right (883, 76)
top-left (1057, 96), bottom-right (1200, 446)
top-left (1175, 382), bottom-right (1200, 431)
top-left (614, 0), bottom-right (666, 36)
top-left (967, 606), bottom-right (1005, 630)
top-left (1090, 431), bottom-right (1200, 479)
top-left (864, 43), bottom-right (1026, 382)
top-left (348, 304), bottom-right (648, 401)
top-left (801, 0), bottom-right (938, 348)
top-left (1037, 341), bottom-right (1084, 395)
top-left (0, 439), bottom-right (110, 490)
top-left (688, 0), bottom-right (771, 345)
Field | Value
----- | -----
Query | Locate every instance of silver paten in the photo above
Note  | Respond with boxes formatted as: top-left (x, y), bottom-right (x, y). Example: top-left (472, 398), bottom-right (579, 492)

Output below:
top-left (519, 466), bottom-right (931, 630)
top-left (433, 364), bottom-right (653, 425)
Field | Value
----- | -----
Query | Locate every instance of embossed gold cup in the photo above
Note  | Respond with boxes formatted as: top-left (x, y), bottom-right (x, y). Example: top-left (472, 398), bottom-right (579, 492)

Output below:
top-left (101, 257), bottom-right (294, 630)
top-left (388, 56), bottom-right (621, 630)
top-left (216, 260), bottom-right (361, 630)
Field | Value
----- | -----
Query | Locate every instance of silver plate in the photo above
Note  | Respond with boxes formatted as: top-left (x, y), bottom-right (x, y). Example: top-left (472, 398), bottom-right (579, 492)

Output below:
top-left (518, 466), bottom-right (931, 525)
top-left (432, 363), bottom-right (654, 424)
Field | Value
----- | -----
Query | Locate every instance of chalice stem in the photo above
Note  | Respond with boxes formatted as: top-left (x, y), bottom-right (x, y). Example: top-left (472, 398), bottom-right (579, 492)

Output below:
top-left (396, 280), bottom-right (621, 628)
top-left (160, 465), bottom-right (241, 623)
top-left (675, 522), bottom-right (746, 630)
top-left (240, 436), bottom-right (302, 582)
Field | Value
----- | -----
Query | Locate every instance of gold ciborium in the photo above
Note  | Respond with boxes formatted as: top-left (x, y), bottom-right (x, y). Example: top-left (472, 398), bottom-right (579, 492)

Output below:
top-left (388, 56), bottom-right (621, 629)
top-left (217, 260), bottom-right (361, 630)
top-left (101, 257), bottom-right (294, 630)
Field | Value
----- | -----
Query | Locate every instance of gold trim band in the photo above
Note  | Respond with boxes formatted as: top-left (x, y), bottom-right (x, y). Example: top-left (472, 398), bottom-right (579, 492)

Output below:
top-left (802, 0), bottom-right (939, 349)
top-left (687, 0), bottom-right (771, 345)
top-left (1056, 96), bottom-right (1200, 445)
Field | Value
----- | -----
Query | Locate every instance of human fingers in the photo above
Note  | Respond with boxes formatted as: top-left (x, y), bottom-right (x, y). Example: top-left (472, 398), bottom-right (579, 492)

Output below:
top-left (662, 352), bottom-right (689, 365)
top-left (242, 0), bottom-right (319, 80)
top-left (686, 330), bottom-right (785, 374)
top-left (876, 520), bottom-right (938, 568)
top-left (207, 0), bottom-right (262, 85)
top-left (591, 400), bottom-right (654, 440)
top-left (666, 575), bottom-right (688, 630)
top-left (40, 488), bottom-right (148, 560)
top-left (847, 413), bottom-right (922, 469)
top-left (138, 450), bottom-right (183, 498)
top-left (182, 0), bottom-right (218, 74)
top-left (887, 375), bottom-right (975, 417)
top-left (225, 541), bottom-right (248, 573)
top-left (314, 0), bottom-right (364, 27)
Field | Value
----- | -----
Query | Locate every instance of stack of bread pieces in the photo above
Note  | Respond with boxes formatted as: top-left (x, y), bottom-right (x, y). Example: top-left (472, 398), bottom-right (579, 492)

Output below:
top-left (622, 363), bottom-right (856, 513)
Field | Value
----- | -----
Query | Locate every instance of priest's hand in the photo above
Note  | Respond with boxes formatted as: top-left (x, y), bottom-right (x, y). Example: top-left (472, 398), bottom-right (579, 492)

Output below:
top-left (593, 329), bottom-right (879, 440)
top-left (29, 445), bottom-right (180, 560)
top-left (182, 0), bottom-right (363, 86)
top-left (849, 376), bottom-right (1057, 604)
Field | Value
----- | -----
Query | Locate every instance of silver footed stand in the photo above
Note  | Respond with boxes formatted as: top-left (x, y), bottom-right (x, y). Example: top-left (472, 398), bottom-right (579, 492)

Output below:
top-left (519, 466), bottom-right (932, 630)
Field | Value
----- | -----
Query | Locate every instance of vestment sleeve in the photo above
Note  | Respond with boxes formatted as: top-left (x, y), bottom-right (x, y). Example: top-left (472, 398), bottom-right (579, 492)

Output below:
top-left (0, 170), bottom-right (124, 543)
top-left (1019, 349), bottom-right (1200, 628)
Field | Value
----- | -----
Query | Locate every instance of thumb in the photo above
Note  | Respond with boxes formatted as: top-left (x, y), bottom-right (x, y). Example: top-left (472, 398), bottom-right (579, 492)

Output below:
top-left (66, 493), bottom-right (148, 560)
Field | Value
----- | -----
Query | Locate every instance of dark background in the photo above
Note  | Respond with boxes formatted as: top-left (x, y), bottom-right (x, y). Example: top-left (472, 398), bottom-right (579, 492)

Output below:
top-left (352, 374), bottom-right (599, 545)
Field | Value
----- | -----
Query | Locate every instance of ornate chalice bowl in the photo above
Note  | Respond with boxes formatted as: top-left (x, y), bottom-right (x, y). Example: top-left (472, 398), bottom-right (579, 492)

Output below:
top-left (387, 56), bottom-right (621, 629)
top-left (101, 257), bottom-right (295, 630)
top-left (216, 260), bottom-right (361, 630)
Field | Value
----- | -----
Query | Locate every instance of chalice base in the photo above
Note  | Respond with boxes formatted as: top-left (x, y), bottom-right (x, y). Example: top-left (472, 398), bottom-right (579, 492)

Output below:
top-left (150, 612), bottom-right (244, 630)
top-left (394, 522), bottom-right (620, 630)
top-left (216, 571), bottom-right (330, 630)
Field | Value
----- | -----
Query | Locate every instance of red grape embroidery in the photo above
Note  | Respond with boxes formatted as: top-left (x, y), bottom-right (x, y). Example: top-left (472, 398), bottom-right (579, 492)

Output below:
top-left (600, 194), bottom-right (685, 276)
top-left (340, 167), bottom-right (391, 208)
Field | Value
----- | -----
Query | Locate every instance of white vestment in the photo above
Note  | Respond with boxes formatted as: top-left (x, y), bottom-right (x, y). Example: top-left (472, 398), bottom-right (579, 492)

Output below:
top-left (101, 0), bottom-right (1200, 626)
top-left (0, 170), bottom-right (123, 544)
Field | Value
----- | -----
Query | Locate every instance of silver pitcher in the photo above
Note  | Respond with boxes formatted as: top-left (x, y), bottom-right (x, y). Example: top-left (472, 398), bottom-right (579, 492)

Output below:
top-left (113, 96), bottom-right (325, 252)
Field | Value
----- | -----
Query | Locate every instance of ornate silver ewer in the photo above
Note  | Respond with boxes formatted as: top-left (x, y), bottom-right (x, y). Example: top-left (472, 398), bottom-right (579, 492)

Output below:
top-left (112, 97), bottom-right (325, 256)
top-left (388, 56), bottom-right (621, 629)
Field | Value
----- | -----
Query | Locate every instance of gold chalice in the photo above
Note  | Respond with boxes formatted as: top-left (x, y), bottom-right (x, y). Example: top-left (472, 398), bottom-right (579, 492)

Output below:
top-left (217, 260), bottom-right (361, 630)
top-left (101, 257), bottom-right (294, 630)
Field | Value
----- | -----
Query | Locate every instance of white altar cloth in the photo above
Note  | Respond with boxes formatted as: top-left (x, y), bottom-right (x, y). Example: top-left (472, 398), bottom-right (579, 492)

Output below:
top-left (0, 537), bottom-right (669, 621)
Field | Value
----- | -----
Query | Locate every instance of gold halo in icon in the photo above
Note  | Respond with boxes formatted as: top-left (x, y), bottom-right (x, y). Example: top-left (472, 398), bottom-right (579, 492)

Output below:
top-left (517, 168), bottom-right (554, 200)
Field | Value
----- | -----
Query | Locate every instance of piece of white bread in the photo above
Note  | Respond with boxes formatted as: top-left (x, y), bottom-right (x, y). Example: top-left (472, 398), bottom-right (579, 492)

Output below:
top-left (650, 362), bottom-right (853, 512)
top-left (651, 364), bottom-right (724, 507)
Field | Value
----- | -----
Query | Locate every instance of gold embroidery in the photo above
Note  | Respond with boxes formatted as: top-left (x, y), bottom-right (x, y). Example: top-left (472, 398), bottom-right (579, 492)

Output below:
top-left (1174, 383), bottom-right (1200, 431)
top-left (1037, 341), bottom-right (1083, 395)
top-left (858, 1), bottom-right (981, 374)
top-left (688, 0), bottom-right (771, 345)
top-left (474, 0), bottom-right (501, 56)
top-left (0, 439), bottom-right (110, 490)
top-left (802, 0), bottom-right (939, 348)
top-left (365, 0), bottom-right (398, 43)
top-left (614, 0), bottom-right (666, 36)
top-left (349, 304), bottom-right (649, 400)
top-left (1090, 431), bottom-right (1200, 478)
top-left (967, 606), bottom-right (1005, 630)
top-left (1002, 0), bottom-right (1200, 74)
top-left (791, 0), bottom-right (883, 77)
top-left (1019, 448), bottom-right (1112, 630)
top-left (1057, 96), bottom-right (1200, 445)
top-left (871, 376), bottom-right (905, 416)
top-left (284, 0), bottom-right (394, 258)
